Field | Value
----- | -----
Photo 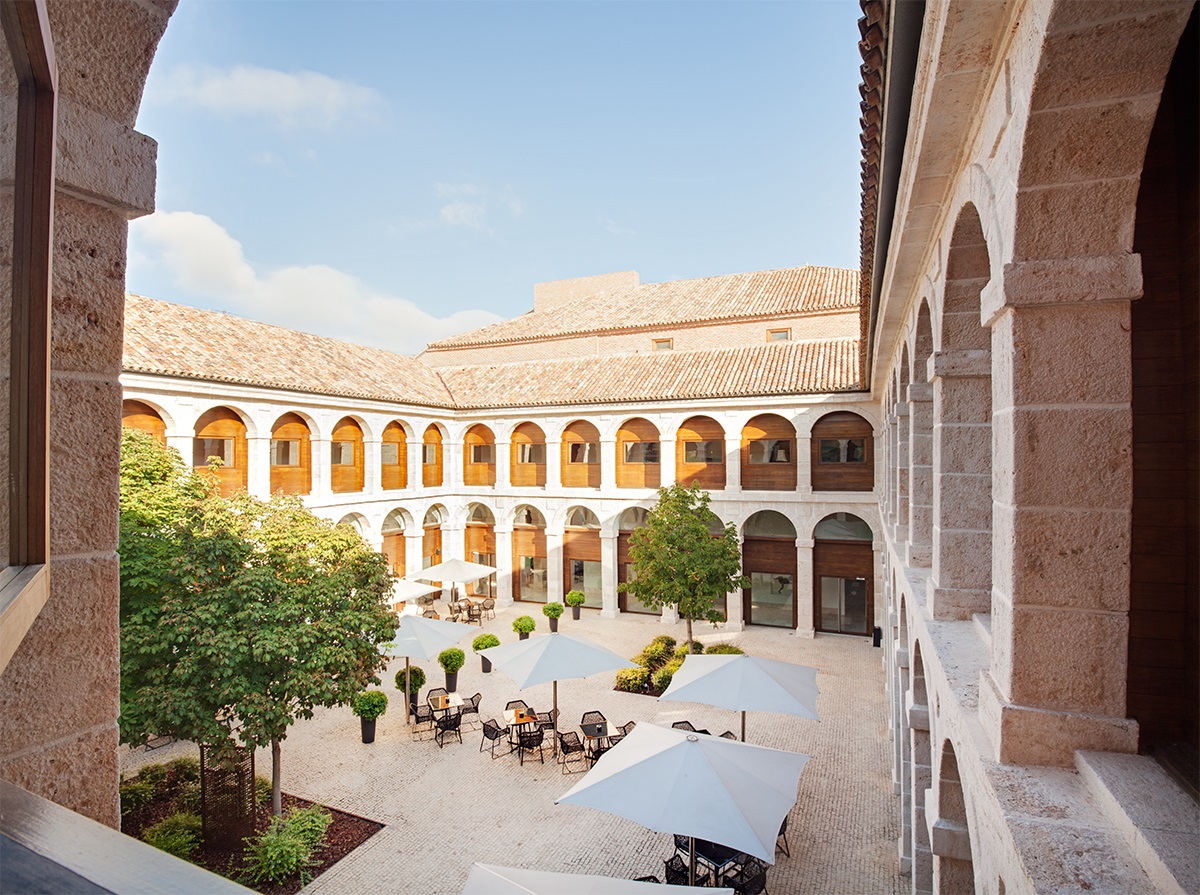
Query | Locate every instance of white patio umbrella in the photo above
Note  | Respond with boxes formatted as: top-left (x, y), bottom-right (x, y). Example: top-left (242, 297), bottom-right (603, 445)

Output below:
top-left (557, 723), bottom-right (811, 885)
top-left (390, 579), bottom-right (442, 614)
top-left (409, 558), bottom-right (496, 590)
top-left (659, 653), bottom-right (819, 741)
top-left (384, 614), bottom-right (475, 724)
top-left (480, 632), bottom-right (637, 756)
top-left (462, 862), bottom-right (732, 894)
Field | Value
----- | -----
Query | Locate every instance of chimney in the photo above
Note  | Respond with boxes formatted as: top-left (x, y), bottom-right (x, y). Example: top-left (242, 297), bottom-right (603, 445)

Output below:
top-left (533, 271), bottom-right (639, 312)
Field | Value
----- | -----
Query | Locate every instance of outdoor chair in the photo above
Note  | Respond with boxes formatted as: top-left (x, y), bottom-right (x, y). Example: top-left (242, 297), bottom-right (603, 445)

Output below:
top-left (537, 708), bottom-right (559, 732)
top-left (581, 710), bottom-right (607, 727)
top-left (427, 687), bottom-right (449, 708)
top-left (619, 720), bottom-right (637, 735)
top-left (726, 856), bottom-right (768, 895)
top-left (434, 711), bottom-right (463, 748)
top-left (663, 854), bottom-right (710, 888)
top-left (422, 609), bottom-right (438, 619)
top-left (671, 720), bottom-right (697, 732)
top-left (720, 730), bottom-right (738, 740)
top-left (479, 719), bottom-right (511, 758)
top-left (466, 602), bottom-right (483, 625)
top-left (515, 727), bottom-right (545, 765)
top-left (776, 814), bottom-right (790, 857)
top-left (632, 876), bottom-right (660, 884)
top-left (482, 598), bottom-right (496, 620)
top-left (505, 699), bottom-right (530, 714)
top-left (461, 692), bottom-right (482, 728)
top-left (557, 731), bottom-right (586, 774)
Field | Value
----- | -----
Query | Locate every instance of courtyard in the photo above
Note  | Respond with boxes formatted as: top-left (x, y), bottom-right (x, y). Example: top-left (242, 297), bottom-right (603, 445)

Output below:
top-left (122, 605), bottom-right (903, 894)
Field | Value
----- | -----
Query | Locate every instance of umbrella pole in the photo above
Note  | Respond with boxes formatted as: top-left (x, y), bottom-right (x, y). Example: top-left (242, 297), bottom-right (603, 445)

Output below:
top-left (689, 836), bottom-right (697, 887)
top-left (552, 680), bottom-right (559, 757)
top-left (741, 709), bottom-right (746, 742)
top-left (405, 657), bottom-right (411, 725)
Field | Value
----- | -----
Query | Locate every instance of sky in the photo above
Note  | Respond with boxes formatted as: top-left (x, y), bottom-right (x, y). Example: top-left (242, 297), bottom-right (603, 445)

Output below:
top-left (128, 1), bottom-right (865, 355)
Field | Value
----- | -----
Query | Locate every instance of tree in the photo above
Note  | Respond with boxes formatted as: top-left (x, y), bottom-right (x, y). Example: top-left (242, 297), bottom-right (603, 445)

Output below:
top-left (119, 431), bottom-right (397, 815)
top-left (618, 483), bottom-right (749, 651)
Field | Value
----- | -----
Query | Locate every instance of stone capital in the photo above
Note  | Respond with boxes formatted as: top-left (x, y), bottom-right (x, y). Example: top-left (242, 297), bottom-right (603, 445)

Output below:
top-left (928, 349), bottom-right (991, 380)
top-left (906, 382), bottom-right (933, 403)
top-left (983, 254), bottom-right (1143, 323)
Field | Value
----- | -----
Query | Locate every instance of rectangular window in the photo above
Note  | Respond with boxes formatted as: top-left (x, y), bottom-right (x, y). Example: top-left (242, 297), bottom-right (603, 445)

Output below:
top-left (748, 439), bottom-right (790, 463)
top-left (651, 338), bottom-right (673, 351)
top-left (517, 442), bottom-right (545, 464)
top-left (623, 441), bottom-right (661, 464)
top-left (684, 440), bottom-right (724, 463)
top-left (381, 442), bottom-right (399, 465)
top-left (748, 571), bottom-right (794, 628)
top-left (193, 438), bottom-right (234, 467)
top-left (272, 439), bottom-right (301, 466)
top-left (423, 444), bottom-right (438, 465)
top-left (470, 444), bottom-right (495, 464)
top-left (331, 441), bottom-right (355, 465)
top-left (767, 328), bottom-right (791, 342)
top-left (569, 559), bottom-right (604, 608)
top-left (470, 552), bottom-right (496, 598)
top-left (569, 442), bottom-right (599, 464)
top-left (518, 556), bottom-right (548, 603)
top-left (820, 438), bottom-right (866, 463)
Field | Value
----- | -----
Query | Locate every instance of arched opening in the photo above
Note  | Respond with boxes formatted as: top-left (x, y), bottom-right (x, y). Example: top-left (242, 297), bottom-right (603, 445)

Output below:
top-left (931, 202), bottom-right (993, 620)
top-left (617, 507), bottom-right (656, 614)
top-left (561, 420), bottom-right (601, 488)
top-left (563, 506), bottom-right (602, 609)
top-left (463, 423), bottom-right (496, 487)
top-left (330, 416), bottom-right (364, 493)
top-left (742, 510), bottom-right (797, 628)
top-left (270, 412), bottom-right (312, 496)
top-left (335, 513), bottom-right (366, 536)
top-left (512, 505), bottom-right (547, 603)
top-left (813, 512), bottom-right (873, 636)
top-left (910, 640), bottom-right (933, 893)
top-left (810, 411), bottom-right (873, 491)
top-left (381, 420), bottom-right (408, 490)
top-left (464, 503), bottom-right (497, 598)
top-left (193, 406), bottom-right (248, 496)
top-left (908, 301), bottom-right (934, 567)
top-left (122, 399), bottom-right (166, 444)
top-left (1129, 6), bottom-right (1198, 778)
top-left (616, 417), bottom-right (661, 489)
top-left (510, 421), bottom-right (547, 487)
top-left (741, 414), bottom-right (796, 491)
top-left (422, 505), bottom-right (445, 571)
top-left (381, 508), bottom-right (408, 576)
top-left (422, 424), bottom-right (444, 487)
top-left (933, 741), bottom-right (976, 893)
top-left (676, 415), bottom-right (726, 489)
top-left (895, 344), bottom-right (911, 529)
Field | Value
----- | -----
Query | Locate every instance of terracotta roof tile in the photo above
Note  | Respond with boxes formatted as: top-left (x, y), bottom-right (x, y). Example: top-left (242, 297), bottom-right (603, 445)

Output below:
top-left (426, 265), bottom-right (859, 350)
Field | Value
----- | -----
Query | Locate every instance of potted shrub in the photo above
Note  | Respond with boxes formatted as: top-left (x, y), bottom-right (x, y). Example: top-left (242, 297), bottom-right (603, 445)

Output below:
top-left (472, 633), bottom-right (500, 672)
top-left (394, 664), bottom-right (426, 710)
top-left (542, 601), bottom-right (564, 632)
top-left (565, 589), bottom-right (586, 620)
top-left (352, 690), bottom-right (388, 743)
top-left (513, 615), bottom-right (536, 640)
top-left (438, 647), bottom-right (466, 692)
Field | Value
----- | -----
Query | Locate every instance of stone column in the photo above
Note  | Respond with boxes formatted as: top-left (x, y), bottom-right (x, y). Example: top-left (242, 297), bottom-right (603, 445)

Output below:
top-left (794, 413), bottom-right (814, 499)
top-left (893, 402), bottom-right (910, 545)
top-left (363, 438), bottom-right (380, 494)
top-left (445, 439), bottom-right (463, 490)
top-left (495, 439), bottom-right (511, 489)
top-left (725, 436), bottom-right (742, 492)
top-left (906, 383), bottom-right (933, 568)
top-left (407, 439), bottom-right (422, 491)
top-left (247, 435), bottom-right (271, 499)
top-left (546, 438), bottom-right (562, 489)
top-left (883, 411), bottom-right (897, 527)
top-left (796, 538), bottom-right (815, 637)
top-left (659, 437), bottom-right (676, 487)
top-left (600, 532), bottom-right (619, 618)
top-left (310, 438), bottom-right (331, 498)
top-left (927, 350), bottom-right (992, 620)
top-left (404, 532), bottom-right (425, 577)
top-left (978, 259), bottom-right (1141, 766)
top-left (724, 534), bottom-right (746, 631)
top-left (600, 437), bottom-right (617, 492)
top-left (494, 524), bottom-right (514, 608)
top-left (546, 531), bottom-right (565, 604)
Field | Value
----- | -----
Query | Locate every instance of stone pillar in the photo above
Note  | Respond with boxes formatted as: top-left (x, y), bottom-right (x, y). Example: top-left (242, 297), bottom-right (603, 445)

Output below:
top-left (659, 437), bottom-right (676, 487)
top-left (906, 383), bottom-right (933, 568)
top-left (725, 436), bottom-right (742, 493)
top-left (894, 402), bottom-right (910, 544)
top-left (600, 532), bottom-right (619, 618)
top-left (884, 411), bottom-right (897, 528)
top-left (247, 435), bottom-right (271, 499)
top-left (310, 438), bottom-right (331, 498)
top-left (546, 438), bottom-right (562, 488)
top-left (794, 413), bottom-right (814, 499)
top-left (166, 432), bottom-right (191, 464)
top-left (363, 438), bottom-right (380, 494)
top-left (494, 525), bottom-right (514, 608)
top-left (546, 531), bottom-right (564, 604)
top-left (896, 639), bottom-right (913, 875)
top-left (404, 532), bottom-right (425, 577)
top-left (979, 259), bottom-right (1141, 766)
top-left (495, 439), bottom-right (511, 488)
top-left (407, 439), bottom-right (422, 492)
top-left (445, 439), bottom-right (463, 490)
top-left (724, 534), bottom-right (746, 631)
top-left (796, 538), bottom-right (815, 637)
top-left (441, 522), bottom-right (465, 562)
top-left (928, 350), bottom-right (992, 620)
top-left (600, 437), bottom-right (617, 491)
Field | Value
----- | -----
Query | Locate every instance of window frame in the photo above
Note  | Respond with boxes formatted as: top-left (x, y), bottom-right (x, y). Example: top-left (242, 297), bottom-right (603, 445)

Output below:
top-left (380, 442), bottom-right (400, 466)
top-left (683, 440), bottom-right (724, 464)
top-left (271, 438), bottom-right (302, 467)
top-left (331, 440), bottom-right (356, 466)
top-left (767, 327), bottom-right (791, 342)
top-left (623, 441), bottom-right (661, 464)
top-left (516, 442), bottom-right (545, 464)
top-left (748, 438), bottom-right (791, 464)
top-left (568, 441), bottom-right (599, 464)
top-left (470, 443), bottom-right (495, 465)
top-left (651, 338), bottom-right (673, 351)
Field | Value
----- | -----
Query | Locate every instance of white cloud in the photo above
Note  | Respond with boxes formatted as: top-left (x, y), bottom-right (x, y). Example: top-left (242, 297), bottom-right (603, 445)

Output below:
top-left (129, 211), bottom-right (502, 355)
top-left (392, 182), bottom-right (524, 238)
top-left (149, 64), bottom-right (383, 130)
top-left (439, 201), bottom-right (490, 232)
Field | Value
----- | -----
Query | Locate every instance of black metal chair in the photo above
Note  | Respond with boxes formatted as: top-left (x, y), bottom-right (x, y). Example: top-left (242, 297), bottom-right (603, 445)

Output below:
top-left (505, 699), bottom-right (530, 714)
top-left (516, 727), bottom-right (545, 765)
top-left (671, 720), bottom-right (697, 732)
top-left (412, 703), bottom-right (434, 737)
top-left (663, 854), bottom-right (710, 888)
top-left (461, 692), bottom-right (482, 729)
top-left (479, 718), bottom-right (511, 758)
top-left (482, 597), bottom-right (496, 619)
top-left (632, 876), bottom-right (660, 884)
top-left (434, 711), bottom-right (463, 748)
top-left (557, 731), bottom-right (586, 773)
top-left (422, 609), bottom-right (438, 619)
top-left (581, 710), bottom-right (607, 727)
top-left (620, 720), bottom-right (637, 735)
top-left (720, 730), bottom-right (738, 740)
top-left (537, 708), bottom-right (559, 732)
top-left (427, 687), bottom-right (449, 715)
top-left (776, 814), bottom-right (790, 857)
top-left (726, 856), bottom-right (768, 895)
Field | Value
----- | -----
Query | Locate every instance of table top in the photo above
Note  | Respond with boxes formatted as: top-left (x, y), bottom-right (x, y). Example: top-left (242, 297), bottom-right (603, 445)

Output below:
top-left (581, 722), bottom-right (610, 739)
top-left (505, 709), bottom-right (539, 726)
top-left (430, 693), bottom-right (464, 711)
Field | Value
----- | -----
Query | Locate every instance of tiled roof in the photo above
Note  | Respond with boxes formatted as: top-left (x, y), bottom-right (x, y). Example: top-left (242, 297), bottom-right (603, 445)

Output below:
top-left (122, 294), bottom-right (457, 408)
top-left (426, 265), bottom-right (859, 350)
top-left (437, 339), bottom-right (862, 409)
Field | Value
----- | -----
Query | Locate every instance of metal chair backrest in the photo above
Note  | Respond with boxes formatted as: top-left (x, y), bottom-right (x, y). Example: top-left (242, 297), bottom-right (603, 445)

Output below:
top-left (505, 699), bottom-right (529, 713)
top-left (428, 687), bottom-right (448, 705)
top-left (672, 720), bottom-right (696, 732)
top-left (519, 727), bottom-right (544, 747)
top-left (559, 730), bottom-right (582, 751)
top-left (581, 710), bottom-right (607, 726)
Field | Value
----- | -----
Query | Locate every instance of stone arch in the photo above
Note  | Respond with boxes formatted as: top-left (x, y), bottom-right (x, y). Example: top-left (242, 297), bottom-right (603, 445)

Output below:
top-left (335, 512), bottom-right (368, 536)
top-left (813, 513), bottom-right (874, 636)
top-left (907, 300), bottom-right (934, 567)
top-left (121, 398), bottom-right (172, 442)
top-left (381, 507), bottom-right (412, 576)
top-left (910, 639), bottom-right (933, 893)
top-left (932, 740), bottom-right (976, 894)
top-left (193, 405), bottom-right (250, 496)
top-left (676, 415), bottom-right (726, 490)
top-left (421, 423), bottom-right (444, 487)
top-left (930, 202), bottom-right (994, 620)
top-left (742, 510), bottom-right (798, 629)
top-left (512, 504), bottom-right (548, 604)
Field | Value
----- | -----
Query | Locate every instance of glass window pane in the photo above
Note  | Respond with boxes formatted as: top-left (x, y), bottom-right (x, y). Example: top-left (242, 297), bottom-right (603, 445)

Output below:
top-left (518, 556), bottom-right (548, 603)
top-left (843, 578), bottom-right (869, 634)
top-left (820, 439), bottom-right (843, 462)
top-left (381, 442), bottom-right (399, 465)
top-left (622, 564), bottom-right (658, 614)
top-left (331, 441), bottom-right (354, 465)
top-left (749, 571), bottom-right (793, 628)
top-left (570, 559), bottom-right (603, 608)
top-left (470, 552), bottom-right (496, 597)
top-left (569, 442), bottom-right (599, 464)
top-left (423, 443), bottom-right (437, 464)
top-left (471, 443), bottom-right (494, 464)
top-left (518, 442), bottom-right (545, 464)
top-left (769, 440), bottom-right (790, 463)
top-left (272, 439), bottom-right (300, 466)
top-left (193, 438), bottom-right (233, 467)
top-left (847, 439), bottom-right (866, 462)
top-left (820, 577), bottom-right (842, 631)
top-left (624, 442), bottom-right (660, 464)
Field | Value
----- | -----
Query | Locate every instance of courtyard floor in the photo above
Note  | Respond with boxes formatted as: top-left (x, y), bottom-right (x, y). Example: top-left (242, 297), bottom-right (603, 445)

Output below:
top-left (122, 605), bottom-right (904, 895)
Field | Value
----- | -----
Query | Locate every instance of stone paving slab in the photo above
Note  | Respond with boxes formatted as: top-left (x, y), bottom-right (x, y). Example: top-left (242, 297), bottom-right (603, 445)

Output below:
top-left (123, 607), bottom-right (904, 894)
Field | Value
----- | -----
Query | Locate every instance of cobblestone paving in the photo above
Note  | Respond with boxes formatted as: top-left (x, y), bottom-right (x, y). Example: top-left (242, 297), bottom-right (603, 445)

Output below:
top-left (123, 607), bottom-right (904, 894)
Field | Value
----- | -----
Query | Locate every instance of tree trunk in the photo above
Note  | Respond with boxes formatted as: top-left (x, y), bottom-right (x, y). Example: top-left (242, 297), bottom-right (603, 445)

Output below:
top-left (271, 737), bottom-right (283, 817)
top-left (685, 615), bottom-right (694, 653)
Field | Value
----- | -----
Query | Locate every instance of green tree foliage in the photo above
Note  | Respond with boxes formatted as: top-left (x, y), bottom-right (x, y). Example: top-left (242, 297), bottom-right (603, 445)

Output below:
top-left (618, 483), bottom-right (748, 651)
top-left (119, 430), bottom-right (397, 816)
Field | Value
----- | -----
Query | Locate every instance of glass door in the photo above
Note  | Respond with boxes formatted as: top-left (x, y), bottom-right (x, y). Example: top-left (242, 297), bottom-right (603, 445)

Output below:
top-left (819, 577), bottom-right (869, 635)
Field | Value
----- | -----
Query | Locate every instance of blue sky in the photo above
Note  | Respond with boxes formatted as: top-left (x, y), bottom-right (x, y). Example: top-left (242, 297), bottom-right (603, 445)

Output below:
top-left (128, 1), bottom-right (864, 354)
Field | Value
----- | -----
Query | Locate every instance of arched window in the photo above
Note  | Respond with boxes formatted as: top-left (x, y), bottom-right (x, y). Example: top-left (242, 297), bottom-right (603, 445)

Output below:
top-left (331, 417), bottom-right (364, 493)
top-left (511, 421), bottom-right (547, 487)
top-left (381, 509), bottom-right (408, 576)
top-left (811, 412), bottom-right (873, 492)
top-left (617, 418), bottom-right (661, 489)
top-left (270, 413), bottom-right (312, 496)
top-left (463, 424), bottom-right (496, 487)
top-left (564, 506), bottom-right (602, 608)
top-left (742, 510), bottom-right (798, 628)
top-left (741, 414), bottom-right (796, 491)
top-left (422, 424), bottom-right (443, 487)
top-left (512, 505), bottom-right (547, 603)
top-left (813, 512), bottom-right (874, 636)
top-left (561, 420), bottom-right (601, 488)
top-left (422, 505), bottom-right (446, 569)
top-left (381, 421), bottom-right (408, 490)
top-left (677, 415), bottom-right (725, 489)
top-left (464, 503), bottom-right (496, 597)
top-left (618, 507), bottom-right (656, 614)
top-left (122, 400), bottom-right (166, 444)
top-left (193, 406), bottom-right (248, 496)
